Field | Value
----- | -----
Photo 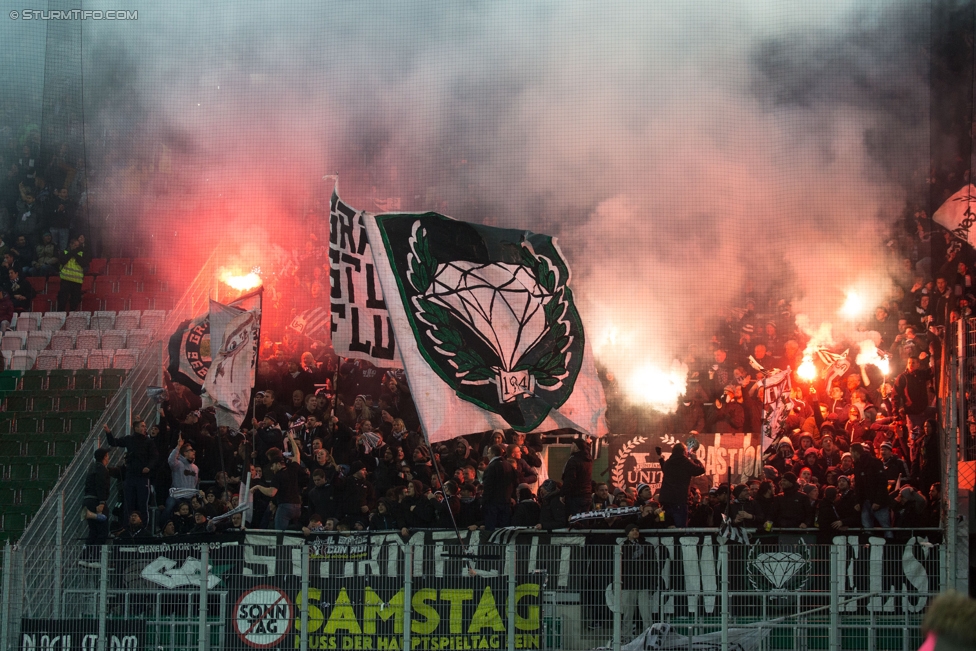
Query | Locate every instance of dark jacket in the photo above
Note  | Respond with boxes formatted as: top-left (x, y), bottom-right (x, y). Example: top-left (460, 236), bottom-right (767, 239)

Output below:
top-left (105, 430), bottom-right (159, 478)
top-left (561, 448), bottom-right (593, 498)
top-left (539, 492), bottom-right (569, 530)
top-left (83, 462), bottom-right (111, 505)
top-left (482, 456), bottom-right (517, 505)
top-left (772, 487), bottom-right (814, 528)
top-left (621, 538), bottom-right (663, 591)
top-left (512, 499), bottom-right (541, 527)
top-left (658, 449), bottom-right (705, 505)
top-left (853, 454), bottom-right (889, 506)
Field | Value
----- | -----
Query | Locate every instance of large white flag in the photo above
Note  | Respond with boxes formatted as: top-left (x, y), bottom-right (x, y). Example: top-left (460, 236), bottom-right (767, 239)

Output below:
top-left (362, 211), bottom-right (608, 443)
top-left (933, 183), bottom-right (976, 245)
top-left (201, 293), bottom-right (262, 428)
top-left (329, 187), bottom-right (403, 368)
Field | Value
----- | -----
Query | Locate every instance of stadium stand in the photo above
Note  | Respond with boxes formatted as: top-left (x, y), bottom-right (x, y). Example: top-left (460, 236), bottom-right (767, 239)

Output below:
top-left (0, 312), bottom-right (164, 538)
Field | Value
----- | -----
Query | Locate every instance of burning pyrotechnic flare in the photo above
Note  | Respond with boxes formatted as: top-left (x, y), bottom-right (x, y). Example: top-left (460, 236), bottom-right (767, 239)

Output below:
top-left (839, 291), bottom-right (865, 319)
top-left (627, 362), bottom-right (687, 413)
top-left (856, 340), bottom-right (890, 377)
top-left (797, 356), bottom-right (817, 382)
top-left (220, 267), bottom-right (262, 291)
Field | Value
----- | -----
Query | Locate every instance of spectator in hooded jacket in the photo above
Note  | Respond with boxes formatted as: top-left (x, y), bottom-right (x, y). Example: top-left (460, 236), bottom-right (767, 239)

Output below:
top-left (657, 443), bottom-right (705, 527)
top-left (562, 438), bottom-right (594, 516)
top-left (537, 479), bottom-right (568, 530)
top-left (850, 443), bottom-right (892, 536)
top-left (482, 444), bottom-right (517, 530)
top-left (772, 472), bottom-right (814, 529)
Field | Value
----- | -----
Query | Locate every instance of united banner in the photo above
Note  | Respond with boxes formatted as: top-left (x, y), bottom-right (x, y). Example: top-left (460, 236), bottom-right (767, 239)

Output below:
top-left (933, 183), bottom-right (976, 245)
top-left (609, 432), bottom-right (765, 496)
top-left (329, 187), bottom-right (403, 368)
top-left (363, 212), bottom-right (608, 441)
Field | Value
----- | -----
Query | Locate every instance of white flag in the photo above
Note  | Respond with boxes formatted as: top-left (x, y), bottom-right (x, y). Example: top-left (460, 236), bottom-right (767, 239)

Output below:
top-left (201, 294), bottom-right (261, 428)
top-left (933, 183), bottom-right (976, 244)
top-left (362, 211), bottom-right (608, 443)
top-left (329, 187), bottom-right (403, 368)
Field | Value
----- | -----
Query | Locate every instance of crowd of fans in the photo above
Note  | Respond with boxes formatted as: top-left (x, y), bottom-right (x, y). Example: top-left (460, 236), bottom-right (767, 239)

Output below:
top-left (0, 135), bottom-right (88, 330)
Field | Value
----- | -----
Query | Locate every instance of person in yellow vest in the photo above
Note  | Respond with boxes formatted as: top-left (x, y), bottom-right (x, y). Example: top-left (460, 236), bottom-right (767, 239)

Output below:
top-left (57, 234), bottom-right (87, 311)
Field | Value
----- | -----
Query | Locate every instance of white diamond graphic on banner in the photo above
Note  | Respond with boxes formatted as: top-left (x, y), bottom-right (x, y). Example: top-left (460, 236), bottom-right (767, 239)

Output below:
top-left (752, 552), bottom-right (806, 589)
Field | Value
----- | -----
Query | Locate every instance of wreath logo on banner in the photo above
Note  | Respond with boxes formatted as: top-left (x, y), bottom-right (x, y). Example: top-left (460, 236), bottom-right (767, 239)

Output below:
top-left (611, 435), bottom-right (646, 487)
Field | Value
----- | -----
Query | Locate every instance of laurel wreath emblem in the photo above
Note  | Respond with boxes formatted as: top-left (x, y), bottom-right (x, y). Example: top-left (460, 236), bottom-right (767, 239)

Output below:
top-left (611, 435), bottom-right (647, 487)
top-left (405, 221), bottom-right (573, 390)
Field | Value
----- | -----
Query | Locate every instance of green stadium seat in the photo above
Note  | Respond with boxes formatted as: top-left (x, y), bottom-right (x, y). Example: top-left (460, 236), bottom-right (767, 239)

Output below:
top-left (58, 394), bottom-right (82, 412)
top-left (0, 416), bottom-right (11, 434)
top-left (22, 439), bottom-right (48, 457)
top-left (4, 396), bottom-right (28, 411)
top-left (100, 369), bottom-right (126, 391)
top-left (74, 371), bottom-right (98, 391)
top-left (6, 462), bottom-right (32, 481)
top-left (31, 396), bottom-right (54, 412)
top-left (0, 487), bottom-right (16, 505)
top-left (35, 464), bottom-right (62, 482)
top-left (19, 487), bottom-right (45, 508)
top-left (0, 371), bottom-right (21, 392)
top-left (21, 370), bottom-right (47, 391)
top-left (69, 414), bottom-right (94, 435)
top-left (2, 509), bottom-right (29, 532)
top-left (51, 439), bottom-right (77, 457)
top-left (47, 370), bottom-right (73, 392)
top-left (0, 438), bottom-right (21, 456)
top-left (86, 394), bottom-right (109, 412)
top-left (16, 417), bottom-right (38, 434)
top-left (42, 416), bottom-right (65, 434)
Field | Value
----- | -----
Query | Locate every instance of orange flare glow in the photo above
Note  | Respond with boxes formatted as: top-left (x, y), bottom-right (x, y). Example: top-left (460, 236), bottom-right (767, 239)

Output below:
top-left (797, 357), bottom-right (817, 382)
top-left (221, 270), bottom-right (262, 291)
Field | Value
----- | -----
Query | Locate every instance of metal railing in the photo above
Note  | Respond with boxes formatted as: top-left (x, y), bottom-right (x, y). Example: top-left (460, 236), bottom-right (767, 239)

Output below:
top-left (0, 530), bottom-right (946, 651)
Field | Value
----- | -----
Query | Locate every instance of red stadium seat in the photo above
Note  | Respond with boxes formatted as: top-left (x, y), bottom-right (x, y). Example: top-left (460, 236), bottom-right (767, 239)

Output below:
top-left (117, 278), bottom-right (142, 294)
top-left (31, 296), bottom-right (51, 312)
top-left (103, 297), bottom-right (127, 312)
top-left (132, 258), bottom-right (155, 277)
top-left (93, 276), bottom-right (117, 294)
top-left (107, 258), bottom-right (131, 276)
top-left (129, 294), bottom-right (152, 311)
top-left (81, 275), bottom-right (94, 292)
top-left (26, 277), bottom-right (46, 293)
top-left (46, 276), bottom-right (60, 295)
top-left (80, 294), bottom-right (101, 312)
top-left (88, 258), bottom-right (107, 276)
top-left (153, 294), bottom-right (176, 310)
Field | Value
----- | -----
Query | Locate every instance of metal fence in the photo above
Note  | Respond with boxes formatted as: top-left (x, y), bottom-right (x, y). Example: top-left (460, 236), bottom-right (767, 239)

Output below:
top-left (0, 529), bottom-right (945, 651)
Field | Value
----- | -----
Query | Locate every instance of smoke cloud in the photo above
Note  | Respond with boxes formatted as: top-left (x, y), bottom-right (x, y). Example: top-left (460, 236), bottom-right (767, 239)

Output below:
top-left (68, 1), bottom-right (934, 407)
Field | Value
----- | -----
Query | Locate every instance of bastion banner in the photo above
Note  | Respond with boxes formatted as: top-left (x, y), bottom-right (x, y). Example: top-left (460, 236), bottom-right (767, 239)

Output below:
top-left (74, 528), bottom-right (939, 650)
top-left (609, 432), bottom-right (766, 495)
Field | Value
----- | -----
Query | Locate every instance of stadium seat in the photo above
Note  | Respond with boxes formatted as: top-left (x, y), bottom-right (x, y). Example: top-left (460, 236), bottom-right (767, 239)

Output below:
top-left (50, 439), bottom-right (75, 458)
top-left (19, 487), bottom-right (45, 509)
top-left (15, 416), bottom-right (38, 434)
top-left (112, 349), bottom-right (139, 370)
top-left (68, 413), bottom-right (94, 434)
top-left (46, 276), bottom-right (60, 295)
top-left (126, 329), bottom-right (153, 349)
top-left (34, 350), bottom-right (62, 370)
top-left (31, 395), bottom-right (53, 412)
top-left (87, 350), bottom-right (113, 370)
top-left (129, 294), bottom-right (152, 312)
top-left (23, 438), bottom-right (47, 457)
top-left (91, 311), bottom-right (116, 330)
top-left (35, 463), bottom-right (61, 482)
top-left (58, 393), bottom-right (82, 412)
top-left (93, 275), bottom-right (117, 295)
top-left (63, 312), bottom-right (91, 331)
top-left (61, 350), bottom-right (88, 371)
top-left (0, 371), bottom-right (20, 391)
top-left (50, 330), bottom-right (76, 350)
top-left (74, 370), bottom-right (98, 390)
top-left (0, 439), bottom-right (21, 456)
top-left (26, 277), bottom-right (46, 293)
top-left (9, 351), bottom-right (37, 371)
top-left (80, 293), bottom-right (101, 312)
top-left (100, 369), bottom-right (126, 390)
top-left (21, 370), bottom-right (47, 391)
top-left (103, 297), bottom-right (127, 312)
top-left (115, 311), bottom-right (141, 330)
top-left (153, 294), bottom-right (176, 310)
top-left (80, 275), bottom-right (94, 292)
top-left (1, 331), bottom-right (27, 350)
top-left (132, 258), bottom-right (155, 276)
top-left (141, 310), bottom-right (166, 332)
top-left (42, 415), bottom-right (65, 434)
top-left (85, 391), bottom-right (112, 411)
top-left (31, 296), bottom-right (51, 312)
top-left (75, 330), bottom-right (100, 350)
top-left (47, 370), bottom-right (73, 391)
top-left (14, 313), bottom-right (41, 331)
top-left (107, 258), bottom-right (131, 276)
top-left (117, 278), bottom-right (141, 295)
top-left (100, 330), bottom-right (126, 350)
top-left (40, 311), bottom-right (66, 331)
top-left (26, 330), bottom-right (52, 352)
top-left (87, 258), bottom-right (107, 276)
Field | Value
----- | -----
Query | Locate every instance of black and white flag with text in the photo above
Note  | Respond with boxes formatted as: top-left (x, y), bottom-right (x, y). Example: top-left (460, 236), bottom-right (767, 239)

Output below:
top-left (328, 185), bottom-right (403, 368)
